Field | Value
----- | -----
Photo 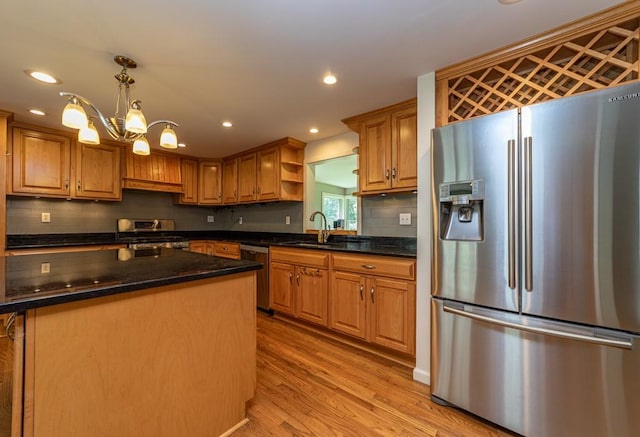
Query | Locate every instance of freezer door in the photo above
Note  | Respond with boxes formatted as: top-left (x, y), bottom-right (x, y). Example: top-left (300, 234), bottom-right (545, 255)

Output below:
top-left (432, 109), bottom-right (519, 312)
top-left (522, 82), bottom-right (640, 332)
top-left (431, 299), bottom-right (640, 437)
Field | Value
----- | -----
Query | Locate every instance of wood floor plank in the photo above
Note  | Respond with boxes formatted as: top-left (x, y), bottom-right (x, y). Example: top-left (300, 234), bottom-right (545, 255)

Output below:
top-left (233, 313), bottom-right (515, 437)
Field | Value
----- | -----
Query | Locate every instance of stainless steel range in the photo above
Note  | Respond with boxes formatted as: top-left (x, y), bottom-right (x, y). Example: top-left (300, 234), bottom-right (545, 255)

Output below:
top-left (117, 218), bottom-right (189, 250)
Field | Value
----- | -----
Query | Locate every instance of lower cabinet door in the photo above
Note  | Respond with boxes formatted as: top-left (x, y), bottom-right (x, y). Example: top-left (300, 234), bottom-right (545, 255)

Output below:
top-left (269, 262), bottom-right (295, 315)
top-left (369, 277), bottom-right (416, 355)
top-left (295, 267), bottom-right (328, 326)
top-left (329, 271), bottom-right (367, 340)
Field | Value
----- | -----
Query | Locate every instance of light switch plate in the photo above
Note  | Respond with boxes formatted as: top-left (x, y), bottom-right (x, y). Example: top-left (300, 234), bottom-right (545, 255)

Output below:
top-left (399, 213), bottom-right (411, 225)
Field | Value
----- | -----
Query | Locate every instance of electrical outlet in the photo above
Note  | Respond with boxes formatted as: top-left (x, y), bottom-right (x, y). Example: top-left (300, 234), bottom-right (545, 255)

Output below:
top-left (238, 217), bottom-right (243, 225)
top-left (285, 215), bottom-right (291, 225)
top-left (207, 215), bottom-right (214, 223)
top-left (399, 213), bottom-right (412, 225)
top-left (41, 262), bottom-right (50, 274)
top-left (41, 212), bottom-right (51, 223)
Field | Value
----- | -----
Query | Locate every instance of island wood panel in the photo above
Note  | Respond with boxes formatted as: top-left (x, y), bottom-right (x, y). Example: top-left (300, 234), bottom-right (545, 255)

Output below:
top-left (22, 273), bottom-right (256, 437)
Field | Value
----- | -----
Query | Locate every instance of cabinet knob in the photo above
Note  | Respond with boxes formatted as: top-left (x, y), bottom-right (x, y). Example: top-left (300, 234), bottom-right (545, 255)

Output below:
top-left (296, 274), bottom-right (300, 285)
top-left (359, 284), bottom-right (364, 301)
top-left (289, 272), bottom-right (293, 282)
top-left (77, 181), bottom-right (81, 191)
top-left (370, 287), bottom-right (375, 303)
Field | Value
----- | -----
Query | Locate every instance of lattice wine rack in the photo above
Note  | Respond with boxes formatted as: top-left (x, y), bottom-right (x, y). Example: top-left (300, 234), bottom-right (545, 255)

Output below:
top-left (436, 6), bottom-right (640, 126)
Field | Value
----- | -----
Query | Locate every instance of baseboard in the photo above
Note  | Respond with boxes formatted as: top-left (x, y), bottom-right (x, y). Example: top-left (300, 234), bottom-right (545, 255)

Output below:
top-left (413, 367), bottom-right (430, 386)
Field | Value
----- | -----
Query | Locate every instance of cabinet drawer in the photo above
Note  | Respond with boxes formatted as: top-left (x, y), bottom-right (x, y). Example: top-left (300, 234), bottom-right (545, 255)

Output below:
top-left (270, 247), bottom-right (329, 268)
top-left (332, 253), bottom-right (415, 280)
top-left (213, 242), bottom-right (240, 259)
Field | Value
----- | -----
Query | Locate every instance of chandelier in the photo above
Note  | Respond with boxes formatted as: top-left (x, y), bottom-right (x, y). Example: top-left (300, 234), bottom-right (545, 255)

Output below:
top-left (60, 55), bottom-right (179, 156)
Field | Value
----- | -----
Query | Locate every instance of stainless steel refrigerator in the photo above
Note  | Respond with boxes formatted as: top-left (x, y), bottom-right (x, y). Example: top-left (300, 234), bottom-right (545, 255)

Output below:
top-left (431, 81), bottom-right (640, 436)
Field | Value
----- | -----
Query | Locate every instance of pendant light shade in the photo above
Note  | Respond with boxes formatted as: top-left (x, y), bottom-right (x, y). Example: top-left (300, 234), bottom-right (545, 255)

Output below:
top-left (125, 100), bottom-right (147, 134)
top-left (160, 125), bottom-right (178, 149)
top-left (132, 136), bottom-right (150, 156)
top-left (62, 98), bottom-right (88, 129)
top-left (78, 119), bottom-right (100, 144)
top-left (60, 55), bottom-right (180, 155)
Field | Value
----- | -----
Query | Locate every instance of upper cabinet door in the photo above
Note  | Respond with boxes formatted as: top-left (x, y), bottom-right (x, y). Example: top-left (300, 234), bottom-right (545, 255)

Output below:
top-left (359, 114), bottom-right (391, 192)
top-left (10, 127), bottom-right (72, 197)
top-left (198, 161), bottom-right (222, 205)
top-left (256, 146), bottom-right (279, 201)
top-left (74, 143), bottom-right (121, 200)
top-left (222, 158), bottom-right (238, 204)
top-left (177, 159), bottom-right (198, 205)
top-left (391, 106), bottom-right (417, 190)
top-left (237, 153), bottom-right (257, 203)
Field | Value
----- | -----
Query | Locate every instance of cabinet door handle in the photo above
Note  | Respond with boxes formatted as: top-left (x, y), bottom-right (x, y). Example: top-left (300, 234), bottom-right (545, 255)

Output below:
top-left (257, 186), bottom-right (261, 194)
top-left (296, 274), bottom-right (300, 285)
top-left (361, 264), bottom-right (376, 270)
top-left (385, 169), bottom-right (390, 180)
top-left (359, 284), bottom-right (364, 301)
top-left (289, 272), bottom-right (293, 283)
top-left (65, 180), bottom-right (69, 190)
top-left (77, 181), bottom-right (81, 191)
top-left (234, 189), bottom-right (237, 199)
top-left (392, 168), bottom-right (396, 179)
top-left (370, 287), bottom-right (375, 303)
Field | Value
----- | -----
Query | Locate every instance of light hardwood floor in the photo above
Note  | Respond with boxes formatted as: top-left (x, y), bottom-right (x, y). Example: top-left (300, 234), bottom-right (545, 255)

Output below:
top-left (234, 312), bottom-right (516, 436)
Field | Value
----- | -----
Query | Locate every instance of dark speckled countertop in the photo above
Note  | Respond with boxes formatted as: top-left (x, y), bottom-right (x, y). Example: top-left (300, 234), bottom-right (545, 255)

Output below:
top-left (6, 231), bottom-right (417, 258)
top-left (1, 248), bottom-right (262, 313)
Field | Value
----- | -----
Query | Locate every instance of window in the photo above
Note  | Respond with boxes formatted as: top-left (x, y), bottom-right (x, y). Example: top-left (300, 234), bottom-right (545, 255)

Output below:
top-left (321, 192), bottom-right (357, 230)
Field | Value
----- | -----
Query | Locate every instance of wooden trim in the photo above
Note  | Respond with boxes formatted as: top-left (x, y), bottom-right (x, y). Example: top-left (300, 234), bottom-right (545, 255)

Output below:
top-left (224, 137), bottom-right (306, 160)
top-left (437, 1), bottom-right (640, 80)
top-left (341, 98), bottom-right (417, 133)
top-left (0, 113), bottom-right (11, 252)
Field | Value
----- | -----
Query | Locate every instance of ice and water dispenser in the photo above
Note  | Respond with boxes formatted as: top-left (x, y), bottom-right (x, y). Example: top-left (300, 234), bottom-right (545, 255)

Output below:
top-left (438, 179), bottom-right (485, 241)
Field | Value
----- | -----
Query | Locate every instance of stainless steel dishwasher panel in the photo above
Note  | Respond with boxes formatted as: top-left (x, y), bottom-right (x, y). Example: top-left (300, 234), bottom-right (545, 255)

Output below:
top-left (240, 244), bottom-right (270, 311)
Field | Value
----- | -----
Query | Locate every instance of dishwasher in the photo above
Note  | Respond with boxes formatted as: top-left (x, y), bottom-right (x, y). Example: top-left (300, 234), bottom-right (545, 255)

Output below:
top-left (240, 244), bottom-right (271, 312)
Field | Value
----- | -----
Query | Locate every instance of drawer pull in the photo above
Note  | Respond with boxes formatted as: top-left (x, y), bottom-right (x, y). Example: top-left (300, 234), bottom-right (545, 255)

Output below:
top-left (361, 264), bottom-right (376, 270)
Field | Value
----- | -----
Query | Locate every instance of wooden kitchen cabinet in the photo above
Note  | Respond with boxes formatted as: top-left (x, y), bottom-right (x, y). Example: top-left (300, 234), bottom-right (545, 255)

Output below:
top-left (122, 146), bottom-right (182, 193)
top-left (74, 141), bottom-right (121, 200)
top-left (222, 158), bottom-right (238, 204)
top-left (342, 99), bottom-right (417, 194)
top-left (189, 240), bottom-right (214, 255)
top-left (269, 247), bottom-right (329, 326)
top-left (177, 158), bottom-right (198, 204)
top-left (213, 241), bottom-right (240, 259)
top-left (330, 253), bottom-right (416, 355)
top-left (227, 137), bottom-right (305, 205)
top-left (9, 125), bottom-right (121, 201)
top-left (237, 153), bottom-right (257, 203)
top-left (198, 161), bottom-right (223, 205)
top-left (9, 127), bottom-right (72, 197)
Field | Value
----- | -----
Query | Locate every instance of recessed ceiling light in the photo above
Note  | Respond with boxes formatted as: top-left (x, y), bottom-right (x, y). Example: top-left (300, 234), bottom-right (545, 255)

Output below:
top-left (25, 70), bottom-right (61, 84)
top-left (29, 109), bottom-right (46, 116)
top-left (323, 74), bottom-right (337, 85)
top-left (222, 121), bottom-right (233, 128)
top-left (309, 128), bottom-right (319, 134)
top-left (178, 143), bottom-right (186, 148)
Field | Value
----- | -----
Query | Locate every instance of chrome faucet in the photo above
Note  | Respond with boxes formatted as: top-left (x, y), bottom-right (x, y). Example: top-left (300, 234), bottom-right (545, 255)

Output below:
top-left (309, 211), bottom-right (330, 243)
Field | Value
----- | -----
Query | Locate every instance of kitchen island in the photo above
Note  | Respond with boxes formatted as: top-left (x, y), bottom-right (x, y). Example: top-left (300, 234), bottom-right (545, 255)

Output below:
top-left (1, 248), bottom-right (262, 437)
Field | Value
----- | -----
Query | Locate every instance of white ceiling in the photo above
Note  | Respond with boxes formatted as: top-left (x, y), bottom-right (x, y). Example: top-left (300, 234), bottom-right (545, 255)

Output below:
top-left (0, 0), bottom-right (622, 158)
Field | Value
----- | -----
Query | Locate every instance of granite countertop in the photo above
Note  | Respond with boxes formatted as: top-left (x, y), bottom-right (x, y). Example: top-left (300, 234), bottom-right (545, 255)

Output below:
top-left (1, 248), bottom-right (262, 313)
top-left (6, 232), bottom-right (417, 258)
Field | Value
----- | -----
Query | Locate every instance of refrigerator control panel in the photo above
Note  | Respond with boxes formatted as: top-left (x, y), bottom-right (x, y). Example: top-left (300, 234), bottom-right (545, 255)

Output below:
top-left (439, 179), bottom-right (485, 204)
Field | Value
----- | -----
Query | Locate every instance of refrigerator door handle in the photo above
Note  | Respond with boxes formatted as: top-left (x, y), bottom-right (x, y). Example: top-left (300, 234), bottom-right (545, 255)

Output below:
top-left (508, 139), bottom-right (517, 289)
top-left (443, 303), bottom-right (633, 350)
top-left (524, 136), bottom-right (533, 291)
